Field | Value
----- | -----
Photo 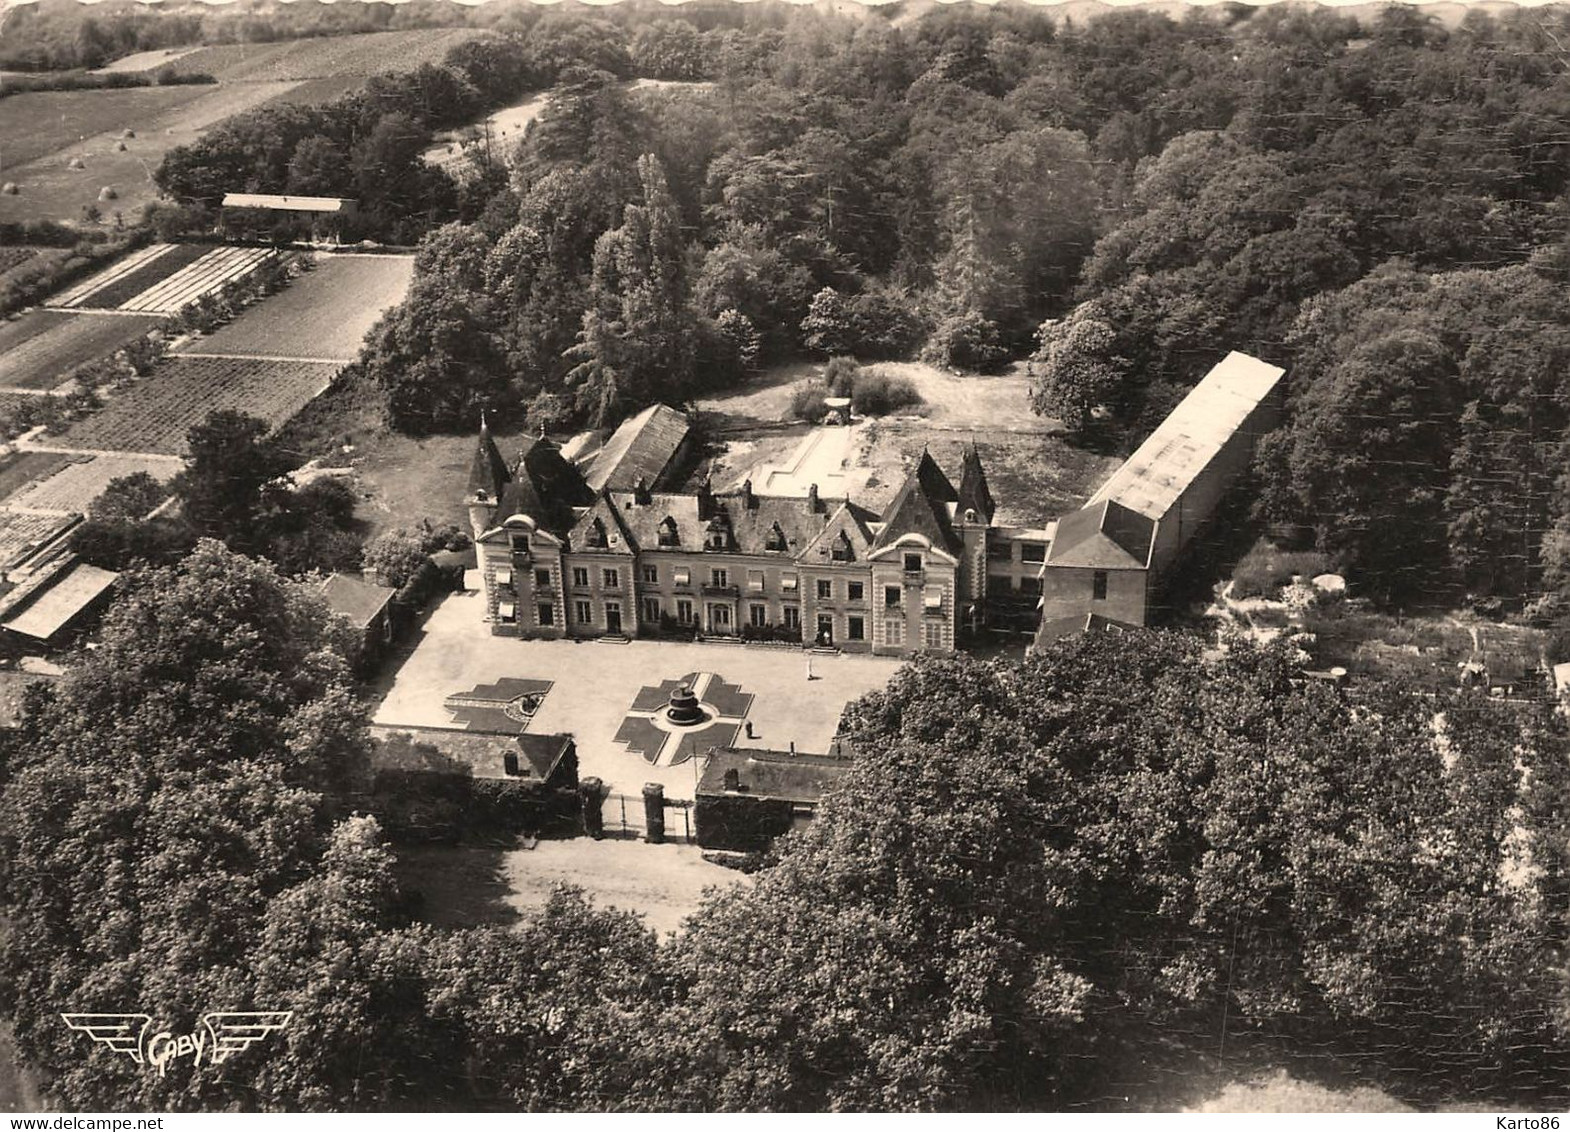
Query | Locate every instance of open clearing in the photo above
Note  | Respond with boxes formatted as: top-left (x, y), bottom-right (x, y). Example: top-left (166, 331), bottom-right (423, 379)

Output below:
top-left (695, 359), bottom-right (1114, 527)
top-left (0, 311), bottom-right (162, 393)
top-left (89, 46), bottom-right (207, 74)
top-left (0, 81), bottom-right (301, 226)
top-left (160, 28), bottom-right (495, 84)
top-left (395, 839), bottom-right (746, 938)
top-left (178, 254), bottom-right (413, 362)
top-left (0, 86), bottom-right (215, 169)
top-left (60, 356), bottom-right (339, 455)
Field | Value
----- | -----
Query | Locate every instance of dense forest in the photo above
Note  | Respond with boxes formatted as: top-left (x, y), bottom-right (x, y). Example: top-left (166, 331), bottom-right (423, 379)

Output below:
top-left (138, 1), bottom-right (1568, 616)
top-left (3, 546), bottom-right (1568, 1111)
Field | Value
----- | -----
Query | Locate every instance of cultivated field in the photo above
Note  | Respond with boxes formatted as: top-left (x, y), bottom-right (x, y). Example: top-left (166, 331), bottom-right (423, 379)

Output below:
top-left (0, 451), bottom-right (78, 505)
top-left (3, 452), bottom-right (179, 516)
top-left (0, 311), bottom-right (70, 359)
top-left (159, 28), bottom-right (495, 85)
top-left (0, 311), bottom-right (162, 393)
top-left (0, 81), bottom-right (301, 226)
top-left (50, 242), bottom-right (207, 310)
top-left (0, 86), bottom-right (214, 169)
top-left (89, 46), bottom-right (205, 75)
top-left (178, 254), bottom-right (413, 362)
top-left (59, 356), bottom-right (340, 455)
top-left (113, 246), bottom-right (274, 314)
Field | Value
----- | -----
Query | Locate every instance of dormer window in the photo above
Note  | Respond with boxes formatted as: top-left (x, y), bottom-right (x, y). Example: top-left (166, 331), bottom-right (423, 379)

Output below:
top-left (831, 531), bottom-right (853, 562)
top-left (658, 517), bottom-right (679, 547)
top-left (766, 522), bottom-right (788, 552)
top-left (709, 531), bottom-right (726, 550)
top-left (587, 518), bottom-right (608, 549)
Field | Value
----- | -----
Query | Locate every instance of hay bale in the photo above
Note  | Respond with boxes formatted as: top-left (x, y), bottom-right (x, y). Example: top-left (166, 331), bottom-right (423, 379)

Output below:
top-left (66, 157), bottom-right (84, 170)
top-left (121, 128), bottom-right (136, 138)
top-left (98, 186), bottom-right (117, 202)
top-left (114, 140), bottom-right (127, 152)
top-left (0, 183), bottom-right (16, 196)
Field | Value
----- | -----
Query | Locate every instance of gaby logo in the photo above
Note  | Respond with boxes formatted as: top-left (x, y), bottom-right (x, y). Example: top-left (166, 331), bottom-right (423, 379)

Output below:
top-left (61, 1012), bottom-right (292, 1077)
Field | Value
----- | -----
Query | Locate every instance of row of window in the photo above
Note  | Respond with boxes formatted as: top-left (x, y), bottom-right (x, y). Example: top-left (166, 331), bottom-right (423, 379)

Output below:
top-left (507, 563), bottom-right (951, 600)
top-left (499, 596), bottom-right (953, 642)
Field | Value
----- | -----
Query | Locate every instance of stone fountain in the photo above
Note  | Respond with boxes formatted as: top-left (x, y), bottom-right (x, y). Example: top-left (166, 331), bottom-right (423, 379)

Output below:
top-left (665, 685), bottom-right (706, 726)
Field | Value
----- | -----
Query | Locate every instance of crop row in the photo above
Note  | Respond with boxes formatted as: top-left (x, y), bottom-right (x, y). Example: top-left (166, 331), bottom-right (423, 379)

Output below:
top-left (119, 246), bottom-right (276, 314)
top-left (52, 243), bottom-right (175, 308)
top-left (63, 243), bottom-right (212, 311)
top-left (60, 356), bottom-right (340, 455)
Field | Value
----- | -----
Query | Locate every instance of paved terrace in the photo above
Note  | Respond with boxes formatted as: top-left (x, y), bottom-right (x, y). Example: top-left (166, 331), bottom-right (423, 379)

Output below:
top-left (371, 588), bottom-right (905, 799)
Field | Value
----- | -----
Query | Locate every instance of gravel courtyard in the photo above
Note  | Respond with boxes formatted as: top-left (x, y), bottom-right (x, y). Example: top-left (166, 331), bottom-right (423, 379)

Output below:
top-left (371, 587), bottom-right (905, 799)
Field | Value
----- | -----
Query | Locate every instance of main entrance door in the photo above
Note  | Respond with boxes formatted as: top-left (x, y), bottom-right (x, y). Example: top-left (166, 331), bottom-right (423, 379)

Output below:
top-left (708, 603), bottom-right (732, 634)
top-left (605, 602), bottom-right (622, 634)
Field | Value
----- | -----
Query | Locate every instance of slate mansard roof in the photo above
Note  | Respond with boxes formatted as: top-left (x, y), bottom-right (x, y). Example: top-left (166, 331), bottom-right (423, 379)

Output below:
top-left (476, 407), bottom-right (988, 560)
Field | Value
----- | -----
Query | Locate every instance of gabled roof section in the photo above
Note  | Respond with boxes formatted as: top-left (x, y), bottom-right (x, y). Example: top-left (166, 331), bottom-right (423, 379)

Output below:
top-left (319, 572), bottom-right (396, 629)
top-left (495, 436), bottom-right (594, 537)
top-left (957, 444), bottom-right (995, 523)
top-left (697, 747), bottom-right (854, 804)
top-left (584, 403), bottom-right (691, 492)
top-left (467, 415), bottom-right (510, 503)
top-left (874, 461), bottom-right (961, 554)
top-left (800, 501), bottom-right (875, 563)
top-left (1089, 350), bottom-right (1285, 522)
top-left (914, 448), bottom-right (959, 505)
top-left (567, 492), bottom-right (636, 554)
top-left (1045, 499), bottom-right (1154, 569)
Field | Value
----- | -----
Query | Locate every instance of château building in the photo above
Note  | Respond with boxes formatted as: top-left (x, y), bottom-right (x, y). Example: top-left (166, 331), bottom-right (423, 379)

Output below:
top-left (466, 418), bottom-right (1006, 656)
top-left (465, 350), bottom-right (1284, 656)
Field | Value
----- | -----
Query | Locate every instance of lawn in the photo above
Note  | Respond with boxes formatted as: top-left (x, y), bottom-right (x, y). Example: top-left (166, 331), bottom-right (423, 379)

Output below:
top-left (0, 311), bottom-right (162, 392)
top-left (696, 358), bottom-right (1045, 433)
top-left (60, 356), bottom-right (339, 455)
top-left (855, 421), bottom-right (1120, 528)
top-left (177, 254), bottom-right (413, 362)
top-left (394, 839), bottom-right (747, 938)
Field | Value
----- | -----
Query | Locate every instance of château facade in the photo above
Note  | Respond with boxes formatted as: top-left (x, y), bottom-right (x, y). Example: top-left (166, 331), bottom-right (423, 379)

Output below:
top-left (466, 418), bottom-right (1001, 656)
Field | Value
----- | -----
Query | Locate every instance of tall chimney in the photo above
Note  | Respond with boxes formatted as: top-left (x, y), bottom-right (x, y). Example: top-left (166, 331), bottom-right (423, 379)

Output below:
top-left (806, 483), bottom-right (820, 513)
top-left (723, 767), bottom-right (740, 791)
top-left (633, 476), bottom-right (651, 506)
top-left (742, 478), bottom-right (757, 510)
